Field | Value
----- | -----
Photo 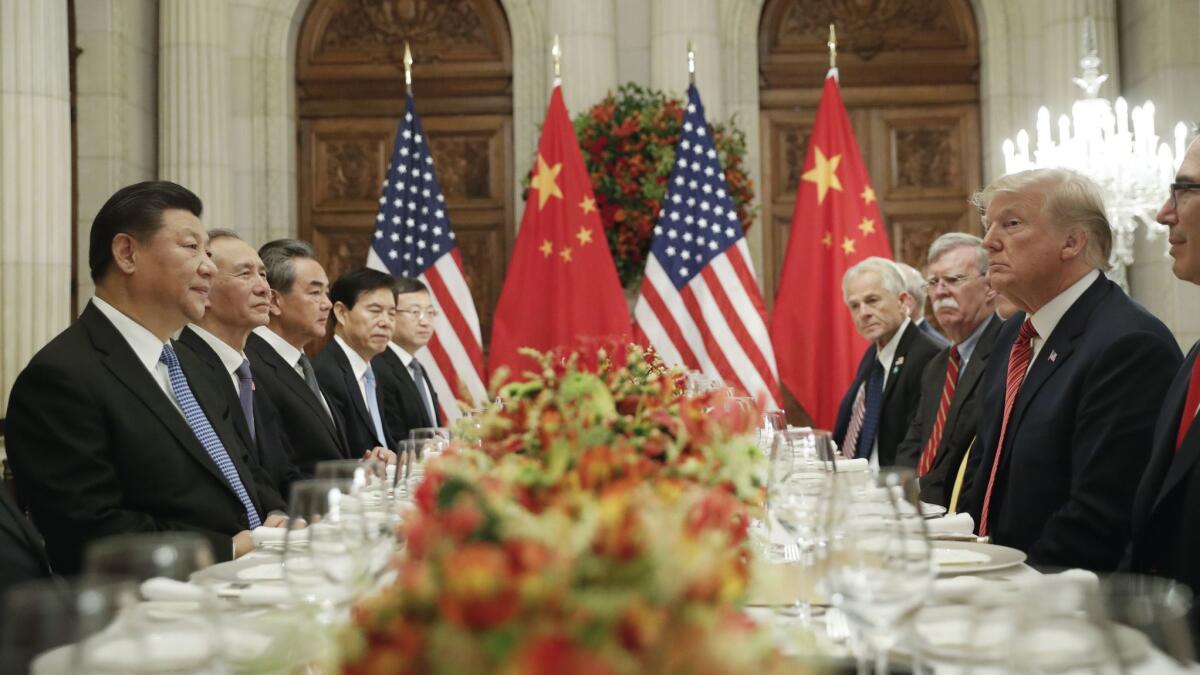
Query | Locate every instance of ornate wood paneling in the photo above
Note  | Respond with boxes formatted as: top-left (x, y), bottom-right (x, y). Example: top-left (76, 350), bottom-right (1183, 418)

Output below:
top-left (297, 0), bottom-right (513, 347)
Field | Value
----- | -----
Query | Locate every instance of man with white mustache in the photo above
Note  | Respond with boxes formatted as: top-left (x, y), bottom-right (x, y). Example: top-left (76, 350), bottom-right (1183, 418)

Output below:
top-left (897, 233), bottom-right (1002, 507)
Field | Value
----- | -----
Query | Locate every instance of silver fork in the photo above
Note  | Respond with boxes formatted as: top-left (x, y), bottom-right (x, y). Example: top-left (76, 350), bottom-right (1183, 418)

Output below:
top-left (825, 607), bottom-right (851, 644)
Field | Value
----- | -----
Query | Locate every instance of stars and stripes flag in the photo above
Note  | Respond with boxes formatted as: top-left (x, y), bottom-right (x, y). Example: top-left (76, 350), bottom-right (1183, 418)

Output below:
top-left (633, 85), bottom-right (782, 409)
top-left (367, 93), bottom-right (487, 421)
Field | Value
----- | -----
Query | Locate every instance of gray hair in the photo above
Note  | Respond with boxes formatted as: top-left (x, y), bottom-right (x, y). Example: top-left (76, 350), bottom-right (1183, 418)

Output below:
top-left (895, 263), bottom-right (927, 315)
top-left (205, 228), bottom-right (242, 245)
top-left (259, 238), bottom-right (318, 294)
top-left (927, 232), bottom-right (988, 274)
top-left (842, 256), bottom-right (907, 302)
top-left (970, 168), bottom-right (1111, 271)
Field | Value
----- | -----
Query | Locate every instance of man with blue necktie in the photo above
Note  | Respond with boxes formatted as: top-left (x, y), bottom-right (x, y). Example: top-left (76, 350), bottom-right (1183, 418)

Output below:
top-left (833, 257), bottom-right (941, 467)
top-left (313, 268), bottom-right (401, 456)
top-left (4, 182), bottom-right (287, 573)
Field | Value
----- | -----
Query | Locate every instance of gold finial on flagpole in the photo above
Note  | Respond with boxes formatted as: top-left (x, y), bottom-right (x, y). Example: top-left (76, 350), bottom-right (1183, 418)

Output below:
top-left (403, 41), bottom-right (413, 93)
top-left (827, 24), bottom-right (837, 69)
top-left (687, 39), bottom-right (695, 86)
top-left (552, 34), bottom-right (562, 86)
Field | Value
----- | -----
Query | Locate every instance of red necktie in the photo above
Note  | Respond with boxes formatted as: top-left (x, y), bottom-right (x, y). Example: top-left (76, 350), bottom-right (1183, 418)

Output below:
top-left (1175, 357), bottom-right (1200, 451)
top-left (979, 319), bottom-right (1038, 537)
top-left (918, 346), bottom-right (961, 476)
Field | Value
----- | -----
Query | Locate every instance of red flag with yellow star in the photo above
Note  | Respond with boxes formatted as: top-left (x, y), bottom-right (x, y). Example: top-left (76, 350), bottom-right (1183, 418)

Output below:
top-left (769, 70), bottom-right (892, 429)
top-left (489, 86), bottom-right (631, 378)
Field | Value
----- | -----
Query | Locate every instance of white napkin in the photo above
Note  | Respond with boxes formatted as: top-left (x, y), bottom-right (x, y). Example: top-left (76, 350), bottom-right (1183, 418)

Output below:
top-left (930, 575), bottom-right (986, 603)
top-left (830, 458), bottom-right (869, 472)
top-left (925, 512), bottom-right (976, 535)
top-left (250, 526), bottom-right (308, 546)
top-left (237, 585), bottom-right (292, 606)
top-left (140, 577), bottom-right (206, 602)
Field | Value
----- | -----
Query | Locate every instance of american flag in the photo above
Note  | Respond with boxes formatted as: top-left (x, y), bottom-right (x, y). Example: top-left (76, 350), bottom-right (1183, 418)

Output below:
top-left (367, 93), bottom-right (486, 421)
top-left (633, 85), bottom-right (781, 408)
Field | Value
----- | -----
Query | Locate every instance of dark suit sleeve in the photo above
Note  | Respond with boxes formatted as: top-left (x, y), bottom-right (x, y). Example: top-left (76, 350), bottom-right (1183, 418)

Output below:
top-left (1027, 331), bottom-right (1182, 568)
top-left (6, 360), bottom-right (237, 564)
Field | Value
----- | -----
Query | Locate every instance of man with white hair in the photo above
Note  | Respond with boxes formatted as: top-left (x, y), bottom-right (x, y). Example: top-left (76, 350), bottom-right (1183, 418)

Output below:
top-left (897, 233), bottom-right (1001, 507)
top-left (896, 261), bottom-right (949, 347)
top-left (832, 256), bottom-right (941, 466)
top-left (961, 168), bottom-right (1180, 571)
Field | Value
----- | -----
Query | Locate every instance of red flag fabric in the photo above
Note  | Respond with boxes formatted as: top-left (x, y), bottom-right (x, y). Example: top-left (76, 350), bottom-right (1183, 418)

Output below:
top-left (489, 86), bottom-right (631, 378)
top-left (769, 70), bottom-right (893, 429)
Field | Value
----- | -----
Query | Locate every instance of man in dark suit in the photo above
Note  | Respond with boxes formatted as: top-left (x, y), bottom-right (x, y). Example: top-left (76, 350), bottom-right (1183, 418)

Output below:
top-left (896, 234), bottom-right (1001, 508)
top-left (175, 229), bottom-right (304, 498)
top-left (1128, 137), bottom-right (1200, 599)
top-left (4, 182), bottom-right (287, 573)
top-left (374, 277), bottom-right (443, 441)
top-left (313, 268), bottom-right (400, 456)
top-left (833, 257), bottom-right (941, 467)
top-left (960, 168), bottom-right (1181, 571)
top-left (897, 261), bottom-right (950, 348)
top-left (0, 482), bottom-right (50, 597)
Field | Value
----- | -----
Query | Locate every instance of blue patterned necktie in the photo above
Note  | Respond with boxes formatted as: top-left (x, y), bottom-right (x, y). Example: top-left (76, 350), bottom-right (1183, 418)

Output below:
top-left (855, 360), bottom-right (886, 459)
top-left (235, 359), bottom-right (256, 445)
top-left (362, 365), bottom-right (388, 448)
top-left (159, 345), bottom-right (262, 529)
top-left (409, 359), bottom-right (436, 426)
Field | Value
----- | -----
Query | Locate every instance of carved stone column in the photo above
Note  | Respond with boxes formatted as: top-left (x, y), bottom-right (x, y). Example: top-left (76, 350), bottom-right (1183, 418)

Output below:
top-left (547, 0), bottom-right (618, 116)
top-left (649, 0), bottom-right (723, 118)
top-left (0, 0), bottom-right (73, 413)
top-left (159, 0), bottom-right (233, 228)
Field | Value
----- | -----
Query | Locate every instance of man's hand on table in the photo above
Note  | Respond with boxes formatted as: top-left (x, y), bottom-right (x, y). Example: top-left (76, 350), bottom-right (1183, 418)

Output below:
top-left (364, 446), bottom-right (398, 465)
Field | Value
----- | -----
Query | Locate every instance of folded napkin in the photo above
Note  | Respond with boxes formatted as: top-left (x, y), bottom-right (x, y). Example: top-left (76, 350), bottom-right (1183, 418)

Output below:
top-left (829, 458), bottom-right (869, 472)
top-left (238, 584), bottom-right (292, 606)
top-left (925, 512), bottom-right (976, 536)
top-left (140, 577), bottom-right (206, 602)
top-left (250, 526), bottom-right (308, 546)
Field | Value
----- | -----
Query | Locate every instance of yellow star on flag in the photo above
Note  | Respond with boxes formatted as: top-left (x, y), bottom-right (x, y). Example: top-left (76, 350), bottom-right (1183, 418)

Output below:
top-left (861, 186), bottom-right (876, 204)
top-left (530, 153), bottom-right (563, 210)
top-left (801, 146), bottom-right (843, 204)
top-left (559, 246), bottom-right (573, 263)
top-left (841, 236), bottom-right (857, 255)
top-left (540, 240), bottom-right (554, 257)
top-left (821, 232), bottom-right (833, 248)
top-left (575, 227), bottom-right (594, 245)
top-left (857, 218), bottom-right (876, 236)
top-left (579, 196), bottom-right (597, 214)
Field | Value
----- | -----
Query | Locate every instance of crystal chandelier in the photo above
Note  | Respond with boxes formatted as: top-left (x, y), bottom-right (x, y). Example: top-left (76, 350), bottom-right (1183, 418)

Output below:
top-left (1000, 16), bottom-right (1188, 291)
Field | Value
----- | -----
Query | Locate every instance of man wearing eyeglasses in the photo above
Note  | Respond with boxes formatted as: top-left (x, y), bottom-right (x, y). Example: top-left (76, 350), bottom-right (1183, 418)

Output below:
top-left (1128, 137), bottom-right (1200, 602)
top-left (374, 278), bottom-right (443, 441)
top-left (896, 233), bottom-right (1001, 508)
top-left (960, 168), bottom-right (1180, 571)
top-left (896, 262), bottom-right (950, 348)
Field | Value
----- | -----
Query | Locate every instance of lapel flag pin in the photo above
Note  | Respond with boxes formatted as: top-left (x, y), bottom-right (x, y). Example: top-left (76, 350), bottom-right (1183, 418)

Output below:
top-left (1049, 351), bottom-right (1058, 363)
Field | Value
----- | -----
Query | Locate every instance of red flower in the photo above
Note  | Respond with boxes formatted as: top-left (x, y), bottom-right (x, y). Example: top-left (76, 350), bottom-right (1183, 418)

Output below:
top-left (438, 544), bottom-right (519, 630)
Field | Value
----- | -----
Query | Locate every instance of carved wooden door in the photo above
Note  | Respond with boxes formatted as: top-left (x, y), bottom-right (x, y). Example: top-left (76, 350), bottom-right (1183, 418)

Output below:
top-left (296, 0), bottom-right (513, 344)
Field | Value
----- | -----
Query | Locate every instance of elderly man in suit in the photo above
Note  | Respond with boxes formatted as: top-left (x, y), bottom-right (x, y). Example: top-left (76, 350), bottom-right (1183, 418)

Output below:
top-left (313, 268), bottom-right (401, 456)
top-left (1128, 137), bottom-right (1200, 597)
top-left (4, 182), bottom-right (287, 573)
top-left (375, 277), bottom-right (443, 441)
top-left (833, 257), bottom-right (941, 466)
top-left (896, 234), bottom-right (1000, 508)
top-left (175, 229), bottom-right (304, 498)
top-left (961, 168), bottom-right (1180, 571)
top-left (897, 261), bottom-right (950, 347)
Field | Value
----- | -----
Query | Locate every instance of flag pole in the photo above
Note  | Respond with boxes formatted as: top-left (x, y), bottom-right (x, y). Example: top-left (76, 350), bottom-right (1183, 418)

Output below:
top-left (827, 24), bottom-right (839, 82)
top-left (403, 41), bottom-right (413, 95)
top-left (552, 34), bottom-right (561, 88)
top-left (687, 38), bottom-right (695, 86)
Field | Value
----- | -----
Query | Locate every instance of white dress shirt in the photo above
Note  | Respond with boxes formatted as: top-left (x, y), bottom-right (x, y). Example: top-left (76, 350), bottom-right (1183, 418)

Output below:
top-left (865, 318), bottom-right (912, 468)
top-left (1026, 269), bottom-right (1100, 371)
top-left (334, 334), bottom-right (373, 410)
top-left (188, 324), bottom-right (246, 396)
top-left (92, 297), bottom-right (183, 415)
top-left (251, 326), bottom-right (333, 417)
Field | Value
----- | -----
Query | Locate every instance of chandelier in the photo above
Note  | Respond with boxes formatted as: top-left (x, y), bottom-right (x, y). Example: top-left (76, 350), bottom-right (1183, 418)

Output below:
top-left (1000, 16), bottom-right (1188, 291)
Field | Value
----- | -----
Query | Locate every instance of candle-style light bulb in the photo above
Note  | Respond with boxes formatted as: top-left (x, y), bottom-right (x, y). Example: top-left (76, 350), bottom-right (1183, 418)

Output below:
top-left (1115, 96), bottom-right (1128, 136)
top-left (1175, 121), bottom-right (1188, 170)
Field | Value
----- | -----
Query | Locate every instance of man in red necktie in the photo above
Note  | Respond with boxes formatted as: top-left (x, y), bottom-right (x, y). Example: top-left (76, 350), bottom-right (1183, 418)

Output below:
top-left (959, 168), bottom-right (1181, 571)
top-left (896, 233), bottom-right (1002, 508)
top-left (1127, 136), bottom-right (1200, 598)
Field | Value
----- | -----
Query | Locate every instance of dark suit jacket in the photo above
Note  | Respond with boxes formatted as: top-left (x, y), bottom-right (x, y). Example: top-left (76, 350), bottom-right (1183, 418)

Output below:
top-left (896, 315), bottom-right (1002, 506)
top-left (176, 328), bottom-right (304, 499)
top-left (373, 347), bottom-right (441, 442)
top-left (832, 322), bottom-right (941, 466)
top-left (0, 482), bottom-right (50, 594)
top-left (312, 339), bottom-right (397, 455)
top-left (961, 275), bottom-right (1181, 571)
top-left (244, 332), bottom-right (351, 477)
top-left (1128, 341), bottom-right (1200, 591)
top-left (4, 303), bottom-right (285, 573)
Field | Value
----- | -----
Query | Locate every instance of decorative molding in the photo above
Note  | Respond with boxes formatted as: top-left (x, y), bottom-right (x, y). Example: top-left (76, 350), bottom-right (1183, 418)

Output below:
top-left (776, 0), bottom-right (962, 60)
top-left (319, 0), bottom-right (491, 61)
top-left (892, 127), bottom-right (956, 190)
top-left (428, 136), bottom-right (493, 200)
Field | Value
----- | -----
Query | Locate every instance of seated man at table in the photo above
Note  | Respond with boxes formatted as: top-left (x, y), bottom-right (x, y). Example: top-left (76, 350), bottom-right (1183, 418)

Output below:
top-left (833, 257), bottom-right (941, 467)
top-left (896, 233), bottom-right (1001, 508)
top-left (374, 277), bottom-right (443, 442)
top-left (4, 181), bottom-right (287, 573)
top-left (897, 261), bottom-right (949, 348)
top-left (961, 168), bottom-right (1180, 571)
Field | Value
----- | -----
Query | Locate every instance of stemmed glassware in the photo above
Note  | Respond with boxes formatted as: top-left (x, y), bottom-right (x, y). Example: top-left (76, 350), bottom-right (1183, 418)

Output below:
top-left (758, 409), bottom-right (787, 451)
top-left (283, 478), bottom-right (367, 625)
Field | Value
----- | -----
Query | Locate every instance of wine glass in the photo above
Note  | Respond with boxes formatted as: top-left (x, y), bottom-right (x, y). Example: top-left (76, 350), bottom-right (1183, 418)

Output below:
top-left (1100, 573), bottom-right (1195, 665)
top-left (1005, 575), bottom-right (1125, 673)
top-left (83, 532), bottom-right (216, 583)
top-left (758, 409), bottom-right (787, 451)
top-left (283, 478), bottom-right (362, 625)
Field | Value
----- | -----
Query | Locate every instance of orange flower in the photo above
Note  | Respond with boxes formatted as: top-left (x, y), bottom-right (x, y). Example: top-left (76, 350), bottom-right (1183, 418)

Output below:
top-left (439, 544), bottom-right (519, 630)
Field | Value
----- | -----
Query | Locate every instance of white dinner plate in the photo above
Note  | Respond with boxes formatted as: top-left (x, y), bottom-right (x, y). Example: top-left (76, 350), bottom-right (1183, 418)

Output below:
top-left (933, 541), bottom-right (1026, 576)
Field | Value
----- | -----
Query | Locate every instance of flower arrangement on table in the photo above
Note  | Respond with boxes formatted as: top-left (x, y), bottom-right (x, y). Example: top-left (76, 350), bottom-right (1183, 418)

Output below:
top-left (338, 345), bottom-right (795, 674)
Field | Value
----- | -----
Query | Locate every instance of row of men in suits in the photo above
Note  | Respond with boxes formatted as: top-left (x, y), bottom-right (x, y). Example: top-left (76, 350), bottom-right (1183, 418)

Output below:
top-left (0, 181), bottom-right (444, 596)
top-left (833, 138), bottom-right (1200, 608)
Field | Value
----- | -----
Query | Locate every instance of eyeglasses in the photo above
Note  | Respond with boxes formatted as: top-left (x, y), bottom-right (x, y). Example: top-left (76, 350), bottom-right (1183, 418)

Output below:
top-left (924, 273), bottom-right (978, 290)
top-left (1168, 182), bottom-right (1200, 211)
top-left (396, 308), bottom-right (439, 321)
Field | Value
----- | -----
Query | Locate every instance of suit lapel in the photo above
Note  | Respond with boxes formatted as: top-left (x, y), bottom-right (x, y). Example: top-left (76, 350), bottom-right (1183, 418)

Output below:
top-left (882, 323), bottom-right (918, 406)
top-left (179, 328), bottom-right (256, 453)
top-left (326, 342), bottom-right (376, 433)
top-left (942, 316), bottom-right (1000, 429)
top-left (387, 349), bottom-right (434, 428)
top-left (247, 334), bottom-right (341, 442)
top-left (1152, 346), bottom-right (1200, 514)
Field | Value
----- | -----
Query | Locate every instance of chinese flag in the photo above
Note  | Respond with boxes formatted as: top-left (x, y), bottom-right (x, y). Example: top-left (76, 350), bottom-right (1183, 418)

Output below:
top-left (769, 70), bottom-right (892, 429)
top-left (489, 86), bottom-right (631, 378)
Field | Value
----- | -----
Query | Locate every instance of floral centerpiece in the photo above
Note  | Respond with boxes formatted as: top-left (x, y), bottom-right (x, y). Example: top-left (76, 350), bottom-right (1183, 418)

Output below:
top-left (338, 346), bottom-right (795, 674)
